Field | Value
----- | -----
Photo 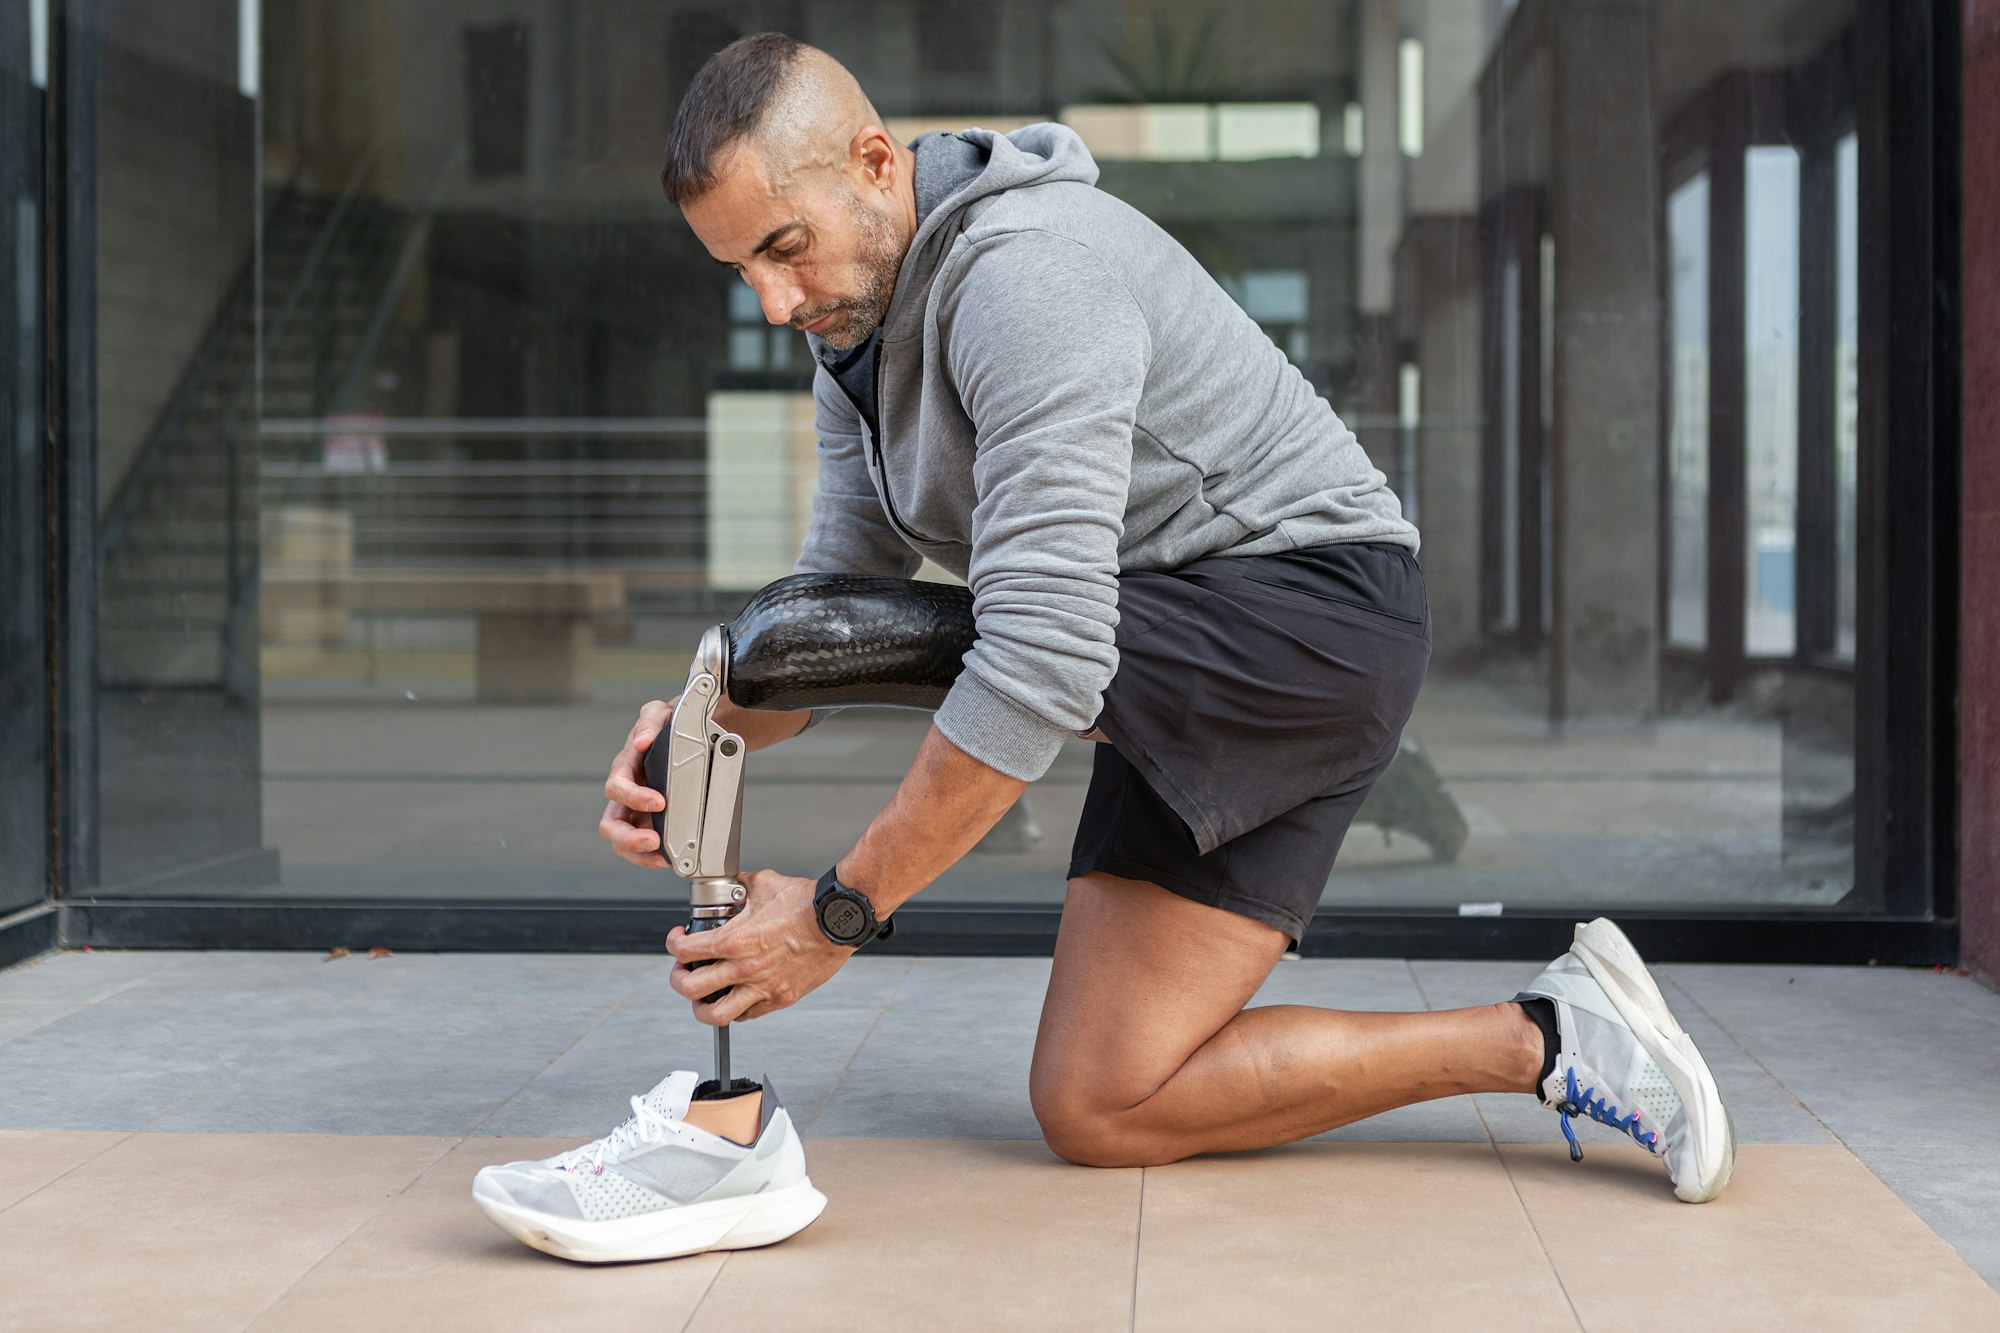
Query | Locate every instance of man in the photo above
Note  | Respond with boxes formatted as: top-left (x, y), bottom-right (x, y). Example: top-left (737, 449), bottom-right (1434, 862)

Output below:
top-left (472, 34), bottom-right (1733, 1263)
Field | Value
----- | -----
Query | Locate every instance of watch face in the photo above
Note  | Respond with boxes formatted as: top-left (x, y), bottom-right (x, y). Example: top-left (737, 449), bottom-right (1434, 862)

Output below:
top-left (822, 895), bottom-right (867, 943)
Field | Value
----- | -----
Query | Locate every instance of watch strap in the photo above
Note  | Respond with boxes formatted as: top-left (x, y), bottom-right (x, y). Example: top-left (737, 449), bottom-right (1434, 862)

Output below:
top-left (814, 867), bottom-right (893, 947)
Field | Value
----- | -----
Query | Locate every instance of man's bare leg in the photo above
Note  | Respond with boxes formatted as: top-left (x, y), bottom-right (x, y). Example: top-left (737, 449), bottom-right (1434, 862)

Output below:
top-left (1029, 871), bottom-right (1546, 1167)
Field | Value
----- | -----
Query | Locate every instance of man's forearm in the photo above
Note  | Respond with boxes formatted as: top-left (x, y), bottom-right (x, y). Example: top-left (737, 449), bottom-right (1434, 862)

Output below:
top-left (836, 724), bottom-right (1029, 913)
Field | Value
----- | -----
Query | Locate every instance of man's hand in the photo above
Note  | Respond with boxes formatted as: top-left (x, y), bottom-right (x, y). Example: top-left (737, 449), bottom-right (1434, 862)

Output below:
top-left (600, 696), bottom-right (818, 871)
top-left (666, 870), bottom-right (850, 1024)
top-left (600, 698), bottom-right (676, 869)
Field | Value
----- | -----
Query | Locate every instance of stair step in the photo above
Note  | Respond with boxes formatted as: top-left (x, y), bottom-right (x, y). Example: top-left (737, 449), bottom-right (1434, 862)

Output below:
top-left (101, 599), bottom-right (234, 626)
top-left (98, 633), bottom-right (228, 685)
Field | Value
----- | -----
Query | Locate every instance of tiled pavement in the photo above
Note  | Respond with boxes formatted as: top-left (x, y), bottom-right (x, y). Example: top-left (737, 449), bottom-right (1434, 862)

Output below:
top-left (1, 948), bottom-right (1997, 1329)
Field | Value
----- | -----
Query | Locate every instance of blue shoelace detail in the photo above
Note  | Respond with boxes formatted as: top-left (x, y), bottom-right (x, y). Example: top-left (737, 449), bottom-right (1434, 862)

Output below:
top-left (1554, 1067), bottom-right (1661, 1162)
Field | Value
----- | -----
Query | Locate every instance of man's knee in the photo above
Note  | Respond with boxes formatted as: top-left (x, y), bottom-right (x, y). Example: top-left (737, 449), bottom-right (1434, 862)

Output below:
top-left (1032, 1088), bottom-right (1131, 1167)
top-left (1029, 1070), bottom-right (1160, 1168)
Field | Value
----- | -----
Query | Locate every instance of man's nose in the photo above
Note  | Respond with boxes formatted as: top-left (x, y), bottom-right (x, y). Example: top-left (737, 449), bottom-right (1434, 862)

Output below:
top-left (750, 274), bottom-right (804, 326)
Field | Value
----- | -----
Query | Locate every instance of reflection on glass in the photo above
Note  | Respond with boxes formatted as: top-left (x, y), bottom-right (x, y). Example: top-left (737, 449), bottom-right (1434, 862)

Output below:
top-left (1398, 39), bottom-right (1424, 157)
top-left (1398, 362), bottom-right (1420, 528)
top-left (53, 0), bottom-right (1882, 922)
top-left (1061, 102), bottom-right (1319, 163)
top-left (1220, 269), bottom-right (1310, 368)
top-left (29, 1), bottom-right (46, 88)
top-left (3, 0), bottom-right (48, 913)
top-left (1499, 257), bottom-right (1521, 631)
top-left (1667, 172), bottom-right (1710, 651)
top-left (1539, 233), bottom-right (1555, 638)
top-left (1744, 145), bottom-right (1800, 658)
top-left (1834, 131), bottom-right (1859, 661)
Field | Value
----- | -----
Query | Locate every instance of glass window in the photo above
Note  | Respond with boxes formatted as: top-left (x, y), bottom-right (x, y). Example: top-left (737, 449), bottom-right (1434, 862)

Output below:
top-left (727, 329), bottom-right (766, 372)
top-left (1215, 104), bottom-right (1319, 160)
top-left (1539, 232), bottom-right (1555, 638)
top-left (1398, 362), bottom-right (1420, 528)
top-left (1398, 39), bottom-right (1424, 156)
top-left (1668, 171), bottom-right (1711, 652)
top-left (1220, 268), bottom-right (1311, 366)
top-left (55, 0), bottom-right (1905, 926)
top-left (1834, 130), bottom-right (1860, 661)
top-left (1498, 256), bottom-right (1521, 632)
top-left (1744, 145), bottom-right (1801, 658)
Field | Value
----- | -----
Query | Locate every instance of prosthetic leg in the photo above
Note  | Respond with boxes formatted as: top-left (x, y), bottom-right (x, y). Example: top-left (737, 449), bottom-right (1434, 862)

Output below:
top-left (656, 622), bottom-right (754, 1098)
top-left (645, 575), bottom-right (977, 1098)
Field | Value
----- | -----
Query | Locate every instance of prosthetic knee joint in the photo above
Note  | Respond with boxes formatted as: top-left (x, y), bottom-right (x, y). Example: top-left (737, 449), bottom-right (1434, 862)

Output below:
top-left (644, 575), bottom-right (975, 1095)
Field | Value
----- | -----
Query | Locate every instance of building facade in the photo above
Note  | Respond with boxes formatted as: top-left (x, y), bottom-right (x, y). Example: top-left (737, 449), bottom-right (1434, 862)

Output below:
top-left (0, 0), bottom-right (1988, 971)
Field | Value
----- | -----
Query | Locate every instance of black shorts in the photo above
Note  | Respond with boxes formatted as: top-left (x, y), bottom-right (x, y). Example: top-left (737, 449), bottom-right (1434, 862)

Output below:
top-left (1067, 542), bottom-right (1432, 942)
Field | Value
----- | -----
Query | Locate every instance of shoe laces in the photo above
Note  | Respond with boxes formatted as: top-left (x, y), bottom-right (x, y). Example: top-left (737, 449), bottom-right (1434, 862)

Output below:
top-left (1553, 1066), bottom-right (1661, 1163)
top-left (551, 1093), bottom-right (691, 1176)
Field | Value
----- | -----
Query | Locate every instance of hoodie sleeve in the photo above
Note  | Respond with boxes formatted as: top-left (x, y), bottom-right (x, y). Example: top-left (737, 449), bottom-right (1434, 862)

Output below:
top-left (930, 229), bottom-right (1146, 781)
top-left (793, 366), bottom-right (922, 579)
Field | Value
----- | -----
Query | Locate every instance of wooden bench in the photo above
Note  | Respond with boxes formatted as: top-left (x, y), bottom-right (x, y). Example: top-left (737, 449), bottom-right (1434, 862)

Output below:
top-left (262, 568), bottom-right (625, 703)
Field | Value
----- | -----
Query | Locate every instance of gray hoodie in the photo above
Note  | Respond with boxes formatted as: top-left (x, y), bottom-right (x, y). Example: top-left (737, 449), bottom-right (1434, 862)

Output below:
top-left (795, 124), bottom-right (1417, 783)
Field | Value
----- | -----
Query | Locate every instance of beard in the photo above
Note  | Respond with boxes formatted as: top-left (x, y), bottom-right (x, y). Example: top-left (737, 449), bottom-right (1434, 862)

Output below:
top-left (793, 193), bottom-right (904, 350)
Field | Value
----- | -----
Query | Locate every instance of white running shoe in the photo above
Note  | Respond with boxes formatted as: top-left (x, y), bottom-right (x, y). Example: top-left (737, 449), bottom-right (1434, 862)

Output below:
top-left (1518, 918), bottom-right (1736, 1203)
top-left (472, 1070), bottom-right (827, 1262)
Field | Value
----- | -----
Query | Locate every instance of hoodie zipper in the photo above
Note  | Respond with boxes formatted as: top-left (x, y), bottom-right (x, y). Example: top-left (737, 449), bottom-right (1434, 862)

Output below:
top-left (857, 347), bottom-right (938, 548)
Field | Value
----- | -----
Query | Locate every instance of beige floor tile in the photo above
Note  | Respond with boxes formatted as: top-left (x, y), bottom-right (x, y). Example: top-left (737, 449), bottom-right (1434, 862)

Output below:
top-left (1500, 1144), bottom-right (2000, 1330)
top-left (249, 1138), bottom-right (723, 1332)
top-left (0, 1130), bottom-right (128, 1213)
top-left (1134, 1141), bottom-right (1574, 1332)
top-left (683, 1139), bottom-right (1141, 1333)
top-left (0, 1133), bottom-right (450, 1332)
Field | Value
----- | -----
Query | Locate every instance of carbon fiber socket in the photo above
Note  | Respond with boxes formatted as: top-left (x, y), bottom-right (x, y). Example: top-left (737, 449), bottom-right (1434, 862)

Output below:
top-left (724, 574), bottom-right (978, 712)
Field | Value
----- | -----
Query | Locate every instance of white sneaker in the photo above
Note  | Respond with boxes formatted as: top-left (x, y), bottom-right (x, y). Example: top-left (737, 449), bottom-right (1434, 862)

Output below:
top-left (472, 1070), bottom-right (827, 1262)
top-left (1518, 918), bottom-right (1736, 1203)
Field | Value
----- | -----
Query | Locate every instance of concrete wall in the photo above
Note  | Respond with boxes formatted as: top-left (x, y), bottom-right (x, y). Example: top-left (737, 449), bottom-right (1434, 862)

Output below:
top-left (1409, 0), bottom-right (1485, 217)
top-left (1357, 0), bottom-right (1403, 317)
top-left (94, 13), bottom-right (253, 512)
top-left (1403, 216), bottom-right (1484, 665)
top-left (1545, 0), bottom-right (1659, 719)
top-left (1962, 0), bottom-right (1999, 987)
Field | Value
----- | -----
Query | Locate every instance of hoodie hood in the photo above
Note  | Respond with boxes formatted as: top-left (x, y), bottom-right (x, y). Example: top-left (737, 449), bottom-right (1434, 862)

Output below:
top-left (805, 124), bottom-right (1097, 362)
top-left (911, 123), bottom-right (1100, 223)
top-left (880, 124), bottom-right (1100, 346)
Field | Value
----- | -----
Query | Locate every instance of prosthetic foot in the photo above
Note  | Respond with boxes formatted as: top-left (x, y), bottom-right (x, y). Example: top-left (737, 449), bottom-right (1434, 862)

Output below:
top-left (643, 576), bottom-right (978, 1099)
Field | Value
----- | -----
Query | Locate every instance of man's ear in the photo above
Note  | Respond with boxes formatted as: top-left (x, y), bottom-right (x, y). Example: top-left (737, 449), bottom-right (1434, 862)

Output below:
top-left (852, 124), bottom-right (898, 192)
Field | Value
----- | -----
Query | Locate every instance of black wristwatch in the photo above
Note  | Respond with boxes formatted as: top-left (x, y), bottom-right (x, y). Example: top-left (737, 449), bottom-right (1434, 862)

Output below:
top-left (814, 867), bottom-right (894, 948)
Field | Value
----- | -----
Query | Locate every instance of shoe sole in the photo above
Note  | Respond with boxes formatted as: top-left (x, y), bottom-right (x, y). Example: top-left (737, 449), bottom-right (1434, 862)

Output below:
top-left (1568, 918), bottom-right (1735, 1203)
top-left (473, 1176), bottom-right (829, 1263)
